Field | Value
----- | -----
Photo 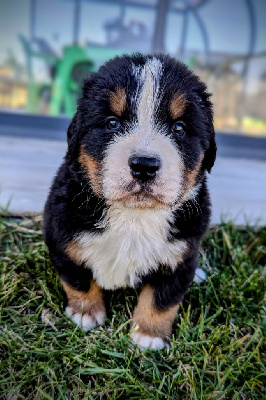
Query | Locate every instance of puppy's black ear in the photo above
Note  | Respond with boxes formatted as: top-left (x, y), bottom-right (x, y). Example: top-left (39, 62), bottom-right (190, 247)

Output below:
top-left (194, 91), bottom-right (217, 173)
top-left (65, 77), bottom-right (93, 164)
top-left (66, 112), bottom-right (82, 164)
top-left (203, 125), bottom-right (217, 173)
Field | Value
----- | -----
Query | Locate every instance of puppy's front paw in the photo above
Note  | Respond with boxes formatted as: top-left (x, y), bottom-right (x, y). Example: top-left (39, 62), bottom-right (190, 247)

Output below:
top-left (62, 280), bottom-right (106, 332)
top-left (130, 331), bottom-right (170, 350)
top-left (65, 306), bottom-right (105, 332)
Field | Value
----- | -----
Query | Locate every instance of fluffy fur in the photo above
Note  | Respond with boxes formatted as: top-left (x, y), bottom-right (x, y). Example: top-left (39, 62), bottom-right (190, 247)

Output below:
top-left (44, 54), bottom-right (216, 349)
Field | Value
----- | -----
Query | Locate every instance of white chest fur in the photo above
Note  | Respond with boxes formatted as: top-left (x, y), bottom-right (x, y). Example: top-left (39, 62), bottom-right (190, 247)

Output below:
top-left (74, 205), bottom-right (187, 289)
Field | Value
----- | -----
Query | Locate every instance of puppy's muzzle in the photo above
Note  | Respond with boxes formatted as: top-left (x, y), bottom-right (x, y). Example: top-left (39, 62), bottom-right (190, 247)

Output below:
top-left (128, 155), bottom-right (161, 182)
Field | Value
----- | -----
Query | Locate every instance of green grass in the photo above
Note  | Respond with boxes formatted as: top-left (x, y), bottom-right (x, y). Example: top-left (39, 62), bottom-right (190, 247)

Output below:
top-left (0, 214), bottom-right (265, 399)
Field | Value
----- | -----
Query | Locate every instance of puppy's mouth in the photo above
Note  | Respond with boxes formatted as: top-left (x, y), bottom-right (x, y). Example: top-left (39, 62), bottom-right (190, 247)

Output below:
top-left (131, 188), bottom-right (156, 201)
top-left (112, 181), bottom-right (168, 208)
top-left (125, 180), bottom-right (153, 193)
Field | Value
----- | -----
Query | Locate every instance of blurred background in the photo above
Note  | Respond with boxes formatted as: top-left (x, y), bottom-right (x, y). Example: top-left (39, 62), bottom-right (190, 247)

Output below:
top-left (0, 0), bottom-right (265, 223)
top-left (0, 0), bottom-right (266, 135)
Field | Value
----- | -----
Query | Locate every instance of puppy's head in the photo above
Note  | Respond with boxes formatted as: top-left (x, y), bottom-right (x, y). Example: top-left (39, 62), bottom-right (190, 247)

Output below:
top-left (67, 54), bottom-right (216, 209)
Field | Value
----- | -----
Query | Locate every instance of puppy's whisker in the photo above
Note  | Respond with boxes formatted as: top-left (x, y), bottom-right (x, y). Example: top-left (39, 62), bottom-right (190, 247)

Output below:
top-left (72, 181), bottom-right (91, 202)
top-left (78, 189), bottom-right (95, 209)
top-left (184, 201), bottom-right (193, 220)
top-left (93, 198), bottom-right (106, 217)
top-left (178, 207), bottom-right (187, 222)
top-left (190, 200), bottom-right (199, 217)
top-left (191, 198), bottom-right (202, 217)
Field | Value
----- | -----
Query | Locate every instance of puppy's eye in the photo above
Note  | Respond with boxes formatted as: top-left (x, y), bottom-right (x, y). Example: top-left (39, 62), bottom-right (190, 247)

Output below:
top-left (172, 122), bottom-right (185, 136)
top-left (107, 119), bottom-right (121, 131)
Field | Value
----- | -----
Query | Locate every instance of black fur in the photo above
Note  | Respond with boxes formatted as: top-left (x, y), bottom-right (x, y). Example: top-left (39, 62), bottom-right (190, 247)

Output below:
top-left (44, 54), bottom-right (216, 317)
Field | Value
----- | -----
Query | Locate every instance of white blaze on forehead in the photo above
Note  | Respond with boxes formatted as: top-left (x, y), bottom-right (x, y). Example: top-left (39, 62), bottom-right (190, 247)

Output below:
top-left (134, 57), bottom-right (163, 135)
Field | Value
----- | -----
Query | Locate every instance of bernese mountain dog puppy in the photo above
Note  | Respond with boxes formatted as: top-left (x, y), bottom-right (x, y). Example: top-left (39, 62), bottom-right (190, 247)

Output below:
top-left (44, 54), bottom-right (216, 350)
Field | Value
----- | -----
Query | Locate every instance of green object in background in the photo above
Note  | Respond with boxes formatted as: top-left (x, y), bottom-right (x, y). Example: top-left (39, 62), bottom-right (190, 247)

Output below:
top-left (19, 34), bottom-right (58, 115)
top-left (49, 45), bottom-right (126, 117)
top-left (20, 35), bottom-right (127, 117)
top-left (48, 44), bottom-right (93, 116)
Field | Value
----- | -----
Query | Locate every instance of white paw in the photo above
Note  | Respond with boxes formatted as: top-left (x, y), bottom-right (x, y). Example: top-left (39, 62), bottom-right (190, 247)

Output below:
top-left (65, 306), bottom-right (105, 332)
top-left (130, 331), bottom-right (170, 350)
top-left (193, 267), bottom-right (207, 284)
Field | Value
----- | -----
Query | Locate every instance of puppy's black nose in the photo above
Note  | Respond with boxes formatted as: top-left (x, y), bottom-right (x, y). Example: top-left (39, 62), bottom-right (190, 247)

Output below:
top-left (128, 156), bottom-right (161, 182)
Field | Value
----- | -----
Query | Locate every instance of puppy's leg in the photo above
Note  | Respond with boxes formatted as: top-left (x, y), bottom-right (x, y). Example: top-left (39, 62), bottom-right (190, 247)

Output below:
top-left (62, 279), bottom-right (106, 332)
top-left (131, 255), bottom-right (198, 350)
top-left (131, 285), bottom-right (179, 350)
top-left (48, 244), bottom-right (106, 331)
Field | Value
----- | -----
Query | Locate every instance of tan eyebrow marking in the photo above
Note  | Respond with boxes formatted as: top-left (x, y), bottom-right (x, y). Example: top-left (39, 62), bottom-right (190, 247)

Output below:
top-left (169, 93), bottom-right (186, 119)
top-left (110, 87), bottom-right (126, 116)
top-left (186, 153), bottom-right (204, 189)
top-left (180, 153), bottom-right (204, 203)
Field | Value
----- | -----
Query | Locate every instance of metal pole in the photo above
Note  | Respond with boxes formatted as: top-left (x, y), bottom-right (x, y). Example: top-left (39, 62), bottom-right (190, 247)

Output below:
top-left (178, 1), bottom-right (189, 61)
top-left (239, 0), bottom-right (256, 130)
top-left (30, 0), bottom-right (37, 41)
top-left (73, 0), bottom-right (81, 45)
top-left (191, 7), bottom-right (210, 65)
top-left (120, 0), bottom-right (126, 21)
top-left (152, 0), bottom-right (171, 54)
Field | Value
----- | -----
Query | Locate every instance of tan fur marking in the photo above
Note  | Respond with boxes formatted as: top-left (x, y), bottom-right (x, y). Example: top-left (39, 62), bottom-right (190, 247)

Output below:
top-left (187, 153), bottom-right (204, 188)
top-left (132, 285), bottom-right (179, 338)
top-left (110, 87), bottom-right (126, 116)
top-left (78, 145), bottom-right (102, 196)
top-left (62, 279), bottom-right (105, 316)
top-left (65, 240), bottom-right (83, 265)
top-left (169, 93), bottom-right (186, 119)
top-left (181, 153), bottom-right (204, 202)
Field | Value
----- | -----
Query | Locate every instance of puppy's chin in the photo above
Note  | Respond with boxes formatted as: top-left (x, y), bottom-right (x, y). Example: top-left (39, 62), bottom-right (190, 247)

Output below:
top-left (103, 178), bottom-right (183, 209)
top-left (121, 195), bottom-right (166, 209)
top-left (106, 191), bottom-right (171, 209)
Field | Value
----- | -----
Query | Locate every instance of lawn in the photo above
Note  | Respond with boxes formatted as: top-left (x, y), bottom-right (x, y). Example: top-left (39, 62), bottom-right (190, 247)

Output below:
top-left (0, 214), bottom-right (265, 399)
